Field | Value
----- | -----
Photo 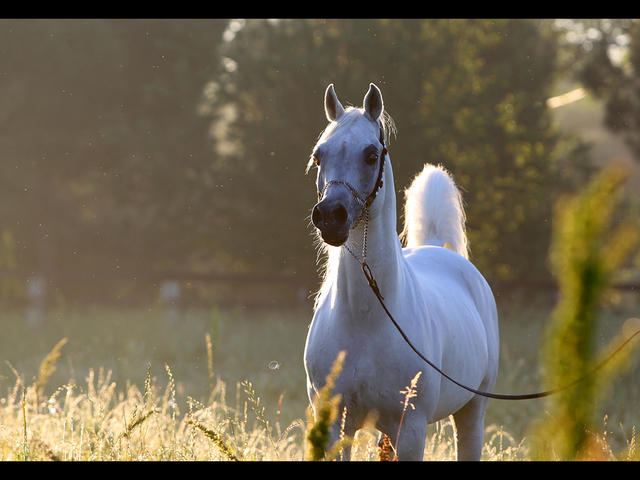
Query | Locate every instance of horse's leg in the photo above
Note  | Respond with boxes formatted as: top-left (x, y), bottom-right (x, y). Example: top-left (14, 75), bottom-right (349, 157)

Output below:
top-left (393, 417), bottom-right (427, 461)
top-left (451, 395), bottom-right (488, 461)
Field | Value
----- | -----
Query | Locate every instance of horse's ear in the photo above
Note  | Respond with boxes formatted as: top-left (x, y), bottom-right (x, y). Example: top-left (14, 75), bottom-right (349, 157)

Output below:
top-left (363, 83), bottom-right (384, 122)
top-left (324, 84), bottom-right (345, 122)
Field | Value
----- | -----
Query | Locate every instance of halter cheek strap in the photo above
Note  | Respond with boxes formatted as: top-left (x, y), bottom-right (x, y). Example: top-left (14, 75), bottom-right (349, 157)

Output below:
top-left (364, 128), bottom-right (387, 208)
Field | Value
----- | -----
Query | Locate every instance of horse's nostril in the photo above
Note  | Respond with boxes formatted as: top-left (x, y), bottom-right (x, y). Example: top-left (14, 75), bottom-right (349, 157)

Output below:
top-left (332, 204), bottom-right (347, 224)
top-left (312, 201), bottom-right (348, 231)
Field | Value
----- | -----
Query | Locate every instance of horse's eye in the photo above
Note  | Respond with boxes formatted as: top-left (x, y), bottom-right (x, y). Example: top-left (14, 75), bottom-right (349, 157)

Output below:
top-left (365, 152), bottom-right (378, 165)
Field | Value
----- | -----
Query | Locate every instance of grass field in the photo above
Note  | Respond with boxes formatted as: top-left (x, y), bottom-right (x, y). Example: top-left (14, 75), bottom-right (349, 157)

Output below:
top-left (0, 291), bottom-right (638, 460)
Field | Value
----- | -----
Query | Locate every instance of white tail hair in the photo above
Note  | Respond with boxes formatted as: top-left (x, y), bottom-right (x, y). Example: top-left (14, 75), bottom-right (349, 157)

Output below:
top-left (401, 164), bottom-right (469, 259)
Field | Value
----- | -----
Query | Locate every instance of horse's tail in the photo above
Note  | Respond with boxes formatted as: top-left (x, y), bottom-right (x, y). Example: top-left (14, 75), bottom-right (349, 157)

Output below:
top-left (401, 163), bottom-right (469, 259)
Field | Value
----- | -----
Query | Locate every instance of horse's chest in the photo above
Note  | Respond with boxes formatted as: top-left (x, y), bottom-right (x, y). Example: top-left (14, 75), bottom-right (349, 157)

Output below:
top-left (305, 312), bottom-right (420, 414)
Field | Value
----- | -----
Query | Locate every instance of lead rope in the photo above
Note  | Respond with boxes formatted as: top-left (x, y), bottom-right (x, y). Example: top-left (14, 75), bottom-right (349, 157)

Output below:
top-left (350, 211), bottom-right (640, 400)
top-left (342, 187), bottom-right (640, 400)
top-left (320, 128), bottom-right (640, 400)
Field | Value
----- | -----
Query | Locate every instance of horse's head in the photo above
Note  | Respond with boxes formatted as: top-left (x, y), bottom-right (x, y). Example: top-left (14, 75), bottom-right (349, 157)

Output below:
top-left (309, 83), bottom-right (388, 247)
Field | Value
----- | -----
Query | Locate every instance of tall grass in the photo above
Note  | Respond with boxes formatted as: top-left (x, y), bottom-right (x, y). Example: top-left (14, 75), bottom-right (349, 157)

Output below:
top-left (0, 328), bottom-right (533, 461)
top-left (0, 302), bottom-right (637, 460)
top-left (530, 166), bottom-right (640, 460)
top-left (0, 348), bottom-right (306, 461)
top-left (0, 169), bottom-right (638, 460)
top-left (304, 350), bottom-right (346, 461)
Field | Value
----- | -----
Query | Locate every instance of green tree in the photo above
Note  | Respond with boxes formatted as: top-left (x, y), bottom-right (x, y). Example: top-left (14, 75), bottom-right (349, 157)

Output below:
top-left (0, 19), bottom-right (129, 297)
top-left (0, 19), bottom-right (227, 301)
top-left (202, 19), bottom-right (579, 287)
top-left (566, 19), bottom-right (640, 160)
top-left (89, 19), bottom-right (229, 277)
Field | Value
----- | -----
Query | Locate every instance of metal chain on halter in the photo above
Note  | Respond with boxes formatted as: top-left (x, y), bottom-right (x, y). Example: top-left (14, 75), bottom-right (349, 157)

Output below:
top-left (343, 207), bottom-right (368, 263)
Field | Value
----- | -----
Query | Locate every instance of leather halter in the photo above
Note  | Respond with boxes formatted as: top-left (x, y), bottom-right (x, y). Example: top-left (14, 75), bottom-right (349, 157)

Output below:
top-left (317, 127), bottom-right (387, 228)
top-left (364, 127), bottom-right (388, 208)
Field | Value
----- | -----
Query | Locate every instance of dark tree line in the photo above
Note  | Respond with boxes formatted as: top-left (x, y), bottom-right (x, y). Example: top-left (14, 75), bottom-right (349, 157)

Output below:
top-left (0, 19), bottom-right (228, 302)
top-left (0, 19), bottom-right (616, 304)
top-left (201, 19), bottom-right (590, 289)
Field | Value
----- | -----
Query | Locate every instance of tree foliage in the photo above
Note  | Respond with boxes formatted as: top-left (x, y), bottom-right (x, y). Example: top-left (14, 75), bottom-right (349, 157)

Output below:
top-left (203, 19), bottom-right (579, 286)
top-left (0, 19), bottom-right (227, 301)
top-left (567, 19), bottom-right (640, 160)
top-left (0, 19), bottom-right (592, 302)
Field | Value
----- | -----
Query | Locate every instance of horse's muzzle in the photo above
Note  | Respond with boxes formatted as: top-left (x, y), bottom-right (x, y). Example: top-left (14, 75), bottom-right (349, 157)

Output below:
top-left (312, 199), bottom-right (349, 246)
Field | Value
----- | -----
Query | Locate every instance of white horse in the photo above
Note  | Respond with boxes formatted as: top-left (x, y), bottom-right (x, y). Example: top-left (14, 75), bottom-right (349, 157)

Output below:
top-left (303, 83), bottom-right (499, 461)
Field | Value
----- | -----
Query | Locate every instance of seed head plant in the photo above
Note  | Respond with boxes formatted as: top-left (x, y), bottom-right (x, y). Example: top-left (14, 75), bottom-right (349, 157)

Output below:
top-left (305, 350), bottom-right (346, 461)
top-left (530, 165), bottom-right (640, 460)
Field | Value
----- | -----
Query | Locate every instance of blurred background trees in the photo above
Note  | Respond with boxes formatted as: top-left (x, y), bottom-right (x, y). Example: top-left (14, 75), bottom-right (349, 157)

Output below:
top-left (0, 18), bottom-right (636, 307)
top-left (0, 19), bottom-right (228, 303)
top-left (569, 20), bottom-right (640, 161)
top-left (198, 19), bottom-right (591, 290)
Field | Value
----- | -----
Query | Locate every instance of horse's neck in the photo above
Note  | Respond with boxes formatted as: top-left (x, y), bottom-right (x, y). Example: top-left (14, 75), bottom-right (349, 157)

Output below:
top-left (332, 159), bottom-right (405, 314)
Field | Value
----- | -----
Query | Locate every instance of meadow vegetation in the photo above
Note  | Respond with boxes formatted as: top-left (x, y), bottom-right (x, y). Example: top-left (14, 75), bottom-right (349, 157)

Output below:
top-left (1, 167), bottom-right (639, 461)
top-left (0, 294), bottom-right (637, 461)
